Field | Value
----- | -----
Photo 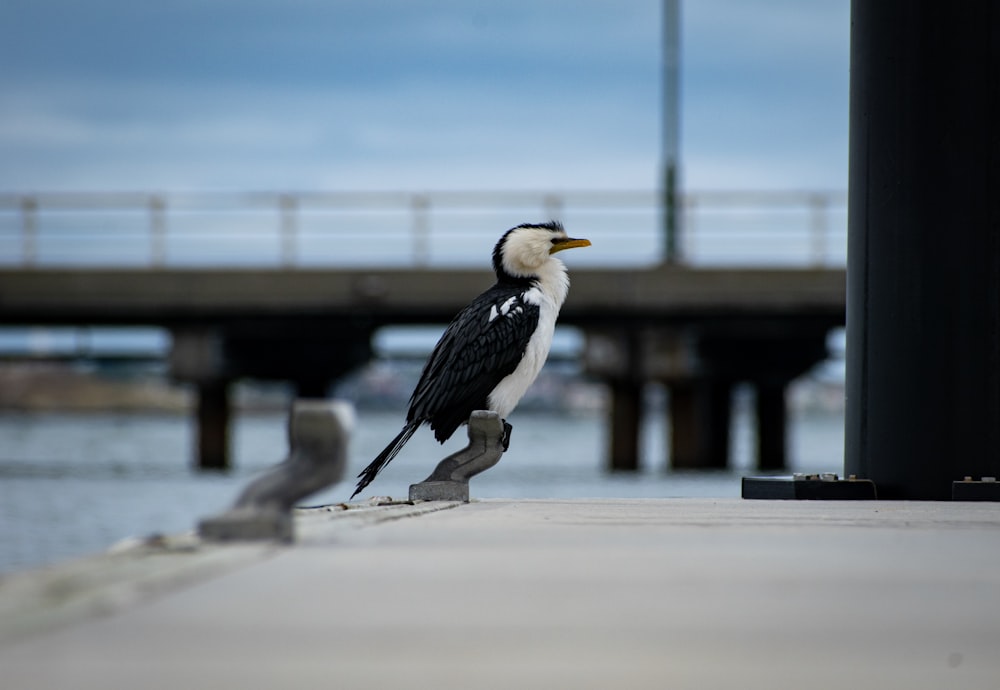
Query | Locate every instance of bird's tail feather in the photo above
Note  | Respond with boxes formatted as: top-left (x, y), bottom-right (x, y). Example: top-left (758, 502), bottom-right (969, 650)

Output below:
top-left (351, 422), bottom-right (419, 498)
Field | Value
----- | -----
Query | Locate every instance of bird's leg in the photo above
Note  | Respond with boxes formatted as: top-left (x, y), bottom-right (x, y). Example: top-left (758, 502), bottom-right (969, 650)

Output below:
top-left (501, 420), bottom-right (513, 452)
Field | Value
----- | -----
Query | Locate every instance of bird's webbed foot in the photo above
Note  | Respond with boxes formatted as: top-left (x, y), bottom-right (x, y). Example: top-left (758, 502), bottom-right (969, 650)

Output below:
top-left (501, 420), bottom-right (513, 452)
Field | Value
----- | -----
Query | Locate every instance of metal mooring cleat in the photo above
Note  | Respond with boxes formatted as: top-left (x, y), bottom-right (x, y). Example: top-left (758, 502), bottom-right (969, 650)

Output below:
top-left (409, 410), bottom-right (508, 502)
top-left (199, 400), bottom-right (352, 542)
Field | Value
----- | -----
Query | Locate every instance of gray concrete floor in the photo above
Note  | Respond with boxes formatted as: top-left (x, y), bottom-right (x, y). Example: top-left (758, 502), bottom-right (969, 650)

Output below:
top-left (2, 498), bottom-right (1000, 689)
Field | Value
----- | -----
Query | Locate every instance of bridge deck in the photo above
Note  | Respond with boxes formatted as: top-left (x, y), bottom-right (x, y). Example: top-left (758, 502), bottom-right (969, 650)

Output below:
top-left (0, 266), bottom-right (845, 327)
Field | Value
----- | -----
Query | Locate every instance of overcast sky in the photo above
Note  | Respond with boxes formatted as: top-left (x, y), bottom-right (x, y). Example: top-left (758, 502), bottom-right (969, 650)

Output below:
top-left (0, 0), bottom-right (849, 193)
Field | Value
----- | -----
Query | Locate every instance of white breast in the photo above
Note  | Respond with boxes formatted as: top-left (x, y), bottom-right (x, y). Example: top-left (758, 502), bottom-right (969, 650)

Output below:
top-left (487, 258), bottom-right (569, 419)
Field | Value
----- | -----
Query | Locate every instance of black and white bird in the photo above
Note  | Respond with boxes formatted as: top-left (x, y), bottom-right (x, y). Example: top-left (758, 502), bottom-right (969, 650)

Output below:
top-left (351, 221), bottom-right (590, 498)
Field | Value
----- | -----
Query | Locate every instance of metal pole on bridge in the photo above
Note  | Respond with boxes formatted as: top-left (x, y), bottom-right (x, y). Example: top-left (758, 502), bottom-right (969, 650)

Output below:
top-left (845, 0), bottom-right (1000, 499)
top-left (661, 0), bottom-right (681, 264)
top-left (20, 196), bottom-right (37, 265)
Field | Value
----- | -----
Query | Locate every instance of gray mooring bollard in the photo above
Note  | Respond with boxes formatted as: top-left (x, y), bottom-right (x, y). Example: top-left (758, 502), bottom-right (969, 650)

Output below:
top-left (409, 410), bottom-right (508, 502)
top-left (198, 399), bottom-right (352, 542)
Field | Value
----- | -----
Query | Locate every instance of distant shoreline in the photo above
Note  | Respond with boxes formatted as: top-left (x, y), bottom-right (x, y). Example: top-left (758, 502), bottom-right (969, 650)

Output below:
top-left (0, 362), bottom-right (192, 414)
top-left (0, 361), bottom-right (844, 416)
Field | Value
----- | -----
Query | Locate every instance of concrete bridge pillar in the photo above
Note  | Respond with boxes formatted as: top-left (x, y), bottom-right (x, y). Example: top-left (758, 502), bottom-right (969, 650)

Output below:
top-left (170, 323), bottom-right (373, 471)
top-left (586, 328), bottom-right (711, 472)
top-left (668, 379), bottom-right (732, 470)
top-left (585, 325), bottom-right (830, 474)
top-left (294, 379), bottom-right (330, 399)
top-left (607, 379), bottom-right (643, 471)
top-left (754, 379), bottom-right (788, 471)
top-left (169, 328), bottom-right (233, 470)
top-left (196, 380), bottom-right (231, 471)
top-left (586, 330), bottom-right (646, 471)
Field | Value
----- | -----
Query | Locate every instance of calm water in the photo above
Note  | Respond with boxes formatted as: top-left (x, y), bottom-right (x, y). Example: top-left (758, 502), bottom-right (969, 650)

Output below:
top-left (0, 405), bottom-right (845, 575)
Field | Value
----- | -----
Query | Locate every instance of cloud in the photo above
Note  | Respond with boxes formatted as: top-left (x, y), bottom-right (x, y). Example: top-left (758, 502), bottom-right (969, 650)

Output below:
top-left (0, 1), bottom-right (849, 192)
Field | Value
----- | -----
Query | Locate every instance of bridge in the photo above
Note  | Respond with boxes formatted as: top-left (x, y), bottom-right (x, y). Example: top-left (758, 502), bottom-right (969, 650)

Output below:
top-left (0, 189), bottom-right (846, 473)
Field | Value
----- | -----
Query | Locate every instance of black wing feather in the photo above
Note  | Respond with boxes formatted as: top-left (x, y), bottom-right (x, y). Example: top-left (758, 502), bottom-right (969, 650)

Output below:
top-left (409, 284), bottom-right (540, 442)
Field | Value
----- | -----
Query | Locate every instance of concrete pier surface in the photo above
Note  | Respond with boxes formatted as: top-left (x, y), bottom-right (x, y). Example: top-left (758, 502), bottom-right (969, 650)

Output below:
top-left (2, 498), bottom-right (1000, 689)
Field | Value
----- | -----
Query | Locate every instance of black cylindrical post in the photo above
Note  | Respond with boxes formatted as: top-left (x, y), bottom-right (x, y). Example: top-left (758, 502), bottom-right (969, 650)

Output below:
top-left (845, 1), bottom-right (1000, 499)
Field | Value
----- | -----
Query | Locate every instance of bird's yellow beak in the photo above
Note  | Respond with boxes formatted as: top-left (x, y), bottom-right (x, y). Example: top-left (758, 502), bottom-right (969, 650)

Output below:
top-left (550, 237), bottom-right (592, 254)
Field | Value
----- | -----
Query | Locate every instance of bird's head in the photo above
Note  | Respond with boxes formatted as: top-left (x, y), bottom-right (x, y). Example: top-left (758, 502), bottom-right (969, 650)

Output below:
top-left (492, 221), bottom-right (591, 280)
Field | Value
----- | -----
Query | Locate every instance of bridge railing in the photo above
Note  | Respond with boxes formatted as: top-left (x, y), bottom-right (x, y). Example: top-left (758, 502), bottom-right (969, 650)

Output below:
top-left (0, 189), bottom-right (846, 269)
